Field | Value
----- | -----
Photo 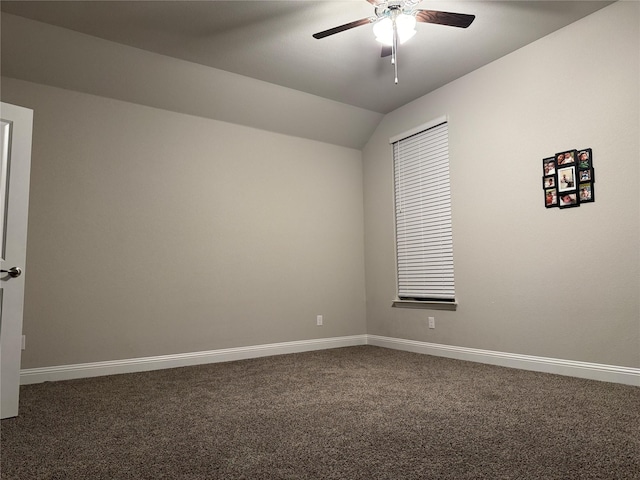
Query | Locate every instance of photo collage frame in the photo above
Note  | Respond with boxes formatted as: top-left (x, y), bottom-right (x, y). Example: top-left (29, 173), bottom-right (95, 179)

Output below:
top-left (543, 148), bottom-right (595, 209)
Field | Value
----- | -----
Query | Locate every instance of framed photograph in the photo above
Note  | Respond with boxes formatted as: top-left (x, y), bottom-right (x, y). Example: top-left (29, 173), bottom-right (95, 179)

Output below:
top-left (545, 188), bottom-right (558, 208)
top-left (558, 192), bottom-right (579, 209)
top-left (543, 176), bottom-right (556, 188)
top-left (543, 157), bottom-right (556, 176)
top-left (579, 183), bottom-right (594, 203)
top-left (542, 147), bottom-right (594, 209)
top-left (556, 149), bottom-right (576, 166)
top-left (557, 165), bottom-right (576, 192)
top-left (579, 169), bottom-right (593, 182)
top-left (577, 148), bottom-right (592, 169)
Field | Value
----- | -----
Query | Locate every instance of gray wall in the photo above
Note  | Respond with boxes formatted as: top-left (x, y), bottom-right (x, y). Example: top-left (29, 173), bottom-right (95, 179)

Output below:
top-left (2, 1), bottom-right (637, 371)
top-left (2, 78), bottom-right (367, 369)
top-left (363, 1), bottom-right (639, 368)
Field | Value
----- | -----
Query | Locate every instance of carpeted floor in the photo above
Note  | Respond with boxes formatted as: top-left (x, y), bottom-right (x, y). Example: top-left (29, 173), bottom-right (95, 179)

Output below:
top-left (1, 346), bottom-right (638, 479)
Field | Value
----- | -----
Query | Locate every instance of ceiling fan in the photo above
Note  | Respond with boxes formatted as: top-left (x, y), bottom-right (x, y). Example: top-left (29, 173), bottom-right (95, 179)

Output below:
top-left (312, 0), bottom-right (475, 84)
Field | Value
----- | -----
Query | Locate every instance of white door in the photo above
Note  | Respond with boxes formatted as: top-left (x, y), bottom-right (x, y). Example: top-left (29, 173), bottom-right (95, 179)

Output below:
top-left (0, 102), bottom-right (33, 419)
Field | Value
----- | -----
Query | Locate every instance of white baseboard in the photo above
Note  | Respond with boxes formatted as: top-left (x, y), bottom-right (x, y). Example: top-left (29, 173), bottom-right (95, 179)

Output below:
top-left (20, 334), bottom-right (639, 387)
top-left (20, 335), bottom-right (368, 385)
top-left (367, 335), bottom-right (640, 386)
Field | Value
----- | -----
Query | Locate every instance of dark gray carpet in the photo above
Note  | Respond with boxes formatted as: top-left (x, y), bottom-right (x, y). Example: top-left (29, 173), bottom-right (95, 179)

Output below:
top-left (1, 346), bottom-right (638, 479)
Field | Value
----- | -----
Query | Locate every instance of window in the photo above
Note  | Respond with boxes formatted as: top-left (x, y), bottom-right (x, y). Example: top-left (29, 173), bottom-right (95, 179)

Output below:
top-left (392, 118), bottom-right (455, 304)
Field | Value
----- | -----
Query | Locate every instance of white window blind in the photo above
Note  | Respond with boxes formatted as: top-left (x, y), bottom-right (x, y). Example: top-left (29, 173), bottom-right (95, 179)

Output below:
top-left (393, 120), bottom-right (455, 301)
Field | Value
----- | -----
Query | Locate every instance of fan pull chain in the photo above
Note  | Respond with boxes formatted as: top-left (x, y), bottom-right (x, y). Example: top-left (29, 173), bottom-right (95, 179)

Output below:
top-left (393, 18), bottom-right (399, 84)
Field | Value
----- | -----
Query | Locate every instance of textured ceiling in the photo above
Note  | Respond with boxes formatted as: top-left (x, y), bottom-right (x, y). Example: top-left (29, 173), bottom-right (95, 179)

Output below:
top-left (0, 1), bottom-right (613, 114)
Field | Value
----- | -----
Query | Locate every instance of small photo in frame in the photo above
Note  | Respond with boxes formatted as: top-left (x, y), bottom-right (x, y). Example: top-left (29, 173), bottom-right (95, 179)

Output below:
top-left (559, 192), bottom-right (578, 208)
top-left (577, 148), bottom-right (592, 169)
top-left (557, 165), bottom-right (576, 192)
top-left (579, 169), bottom-right (593, 182)
top-left (556, 150), bottom-right (576, 166)
top-left (545, 188), bottom-right (558, 208)
top-left (543, 176), bottom-right (556, 188)
top-left (579, 183), bottom-right (594, 203)
top-left (543, 157), bottom-right (556, 176)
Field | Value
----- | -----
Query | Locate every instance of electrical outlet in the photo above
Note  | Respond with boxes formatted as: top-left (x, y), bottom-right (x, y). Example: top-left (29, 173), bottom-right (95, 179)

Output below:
top-left (21, 335), bottom-right (26, 350)
top-left (316, 315), bottom-right (323, 326)
top-left (428, 317), bottom-right (435, 329)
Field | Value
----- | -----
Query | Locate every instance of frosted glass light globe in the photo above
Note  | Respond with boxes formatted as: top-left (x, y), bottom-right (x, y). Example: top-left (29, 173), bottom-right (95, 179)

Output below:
top-left (373, 14), bottom-right (417, 46)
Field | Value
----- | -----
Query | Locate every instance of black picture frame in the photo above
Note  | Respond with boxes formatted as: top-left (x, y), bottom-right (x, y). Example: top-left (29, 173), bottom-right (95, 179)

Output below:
top-left (556, 149), bottom-right (577, 167)
top-left (543, 157), bottom-right (556, 176)
top-left (545, 188), bottom-right (558, 208)
top-left (577, 148), bottom-right (592, 169)
top-left (579, 182), bottom-right (595, 203)
top-left (558, 192), bottom-right (579, 209)
top-left (579, 169), bottom-right (593, 182)
top-left (557, 165), bottom-right (577, 193)
top-left (542, 148), bottom-right (594, 209)
top-left (543, 175), bottom-right (556, 188)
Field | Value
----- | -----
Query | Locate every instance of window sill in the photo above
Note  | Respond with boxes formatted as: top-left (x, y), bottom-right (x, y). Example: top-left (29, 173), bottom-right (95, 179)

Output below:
top-left (392, 300), bottom-right (458, 311)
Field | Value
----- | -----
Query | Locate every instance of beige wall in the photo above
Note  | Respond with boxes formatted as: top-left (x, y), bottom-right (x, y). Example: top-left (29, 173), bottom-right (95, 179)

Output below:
top-left (363, 1), bottom-right (640, 368)
top-left (2, 78), bottom-right (367, 369)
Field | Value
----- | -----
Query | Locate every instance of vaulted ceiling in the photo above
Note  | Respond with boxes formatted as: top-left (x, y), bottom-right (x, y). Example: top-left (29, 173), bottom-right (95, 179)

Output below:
top-left (1, 1), bottom-right (613, 114)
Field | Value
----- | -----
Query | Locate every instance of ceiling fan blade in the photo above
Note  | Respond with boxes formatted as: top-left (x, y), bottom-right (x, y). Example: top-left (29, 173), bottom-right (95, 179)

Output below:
top-left (415, 10), bottom-right (475, 29)
top-left (313, 17), bottom-right (372, 39)
top-left (381, 46), bottom-right (392, 58)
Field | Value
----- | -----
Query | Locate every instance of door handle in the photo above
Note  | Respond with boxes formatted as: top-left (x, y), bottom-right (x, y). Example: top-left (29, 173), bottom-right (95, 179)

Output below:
top-left (1, 267), bottom-right (22, 278)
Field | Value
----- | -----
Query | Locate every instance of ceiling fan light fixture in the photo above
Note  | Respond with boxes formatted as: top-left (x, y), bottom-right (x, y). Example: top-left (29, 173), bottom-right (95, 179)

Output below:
top-left (396, 13), bottom-right (417, 41)
top-left (373, 17), bottom-right (392, 45)
top-left (373, 13), bottom-right (416, 46)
